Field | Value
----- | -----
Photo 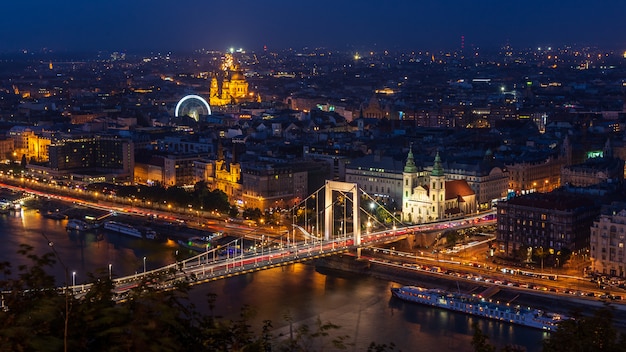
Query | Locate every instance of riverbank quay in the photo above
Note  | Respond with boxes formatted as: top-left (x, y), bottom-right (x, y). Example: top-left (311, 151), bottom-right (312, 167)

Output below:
top-left (314, 254), bottom-right (626, 329)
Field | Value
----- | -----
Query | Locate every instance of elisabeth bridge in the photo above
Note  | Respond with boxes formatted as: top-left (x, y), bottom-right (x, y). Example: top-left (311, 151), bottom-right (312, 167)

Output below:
top-left (63, 181), bottom-right (493, 301)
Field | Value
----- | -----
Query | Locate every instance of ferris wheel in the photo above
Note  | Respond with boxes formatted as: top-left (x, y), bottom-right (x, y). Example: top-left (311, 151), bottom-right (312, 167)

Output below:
top-left (174, 95), bottom-right (211, 121)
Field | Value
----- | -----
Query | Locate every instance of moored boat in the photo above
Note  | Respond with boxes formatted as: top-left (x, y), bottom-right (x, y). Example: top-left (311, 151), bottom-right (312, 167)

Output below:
top-left (138, 226), bottom-right (158, 240)
top-left (103, 221), bottom-right (158, 240)
top-left (44, 211), bottom-right (67, 220)
top-left (104, 221), bottom-right (145, 239)
top-left (66, 218), bottom-right (97, 231)
top-left (178, 236), bottom-right (213, 252)
top-left (391, 285), bottom-right (566, 332)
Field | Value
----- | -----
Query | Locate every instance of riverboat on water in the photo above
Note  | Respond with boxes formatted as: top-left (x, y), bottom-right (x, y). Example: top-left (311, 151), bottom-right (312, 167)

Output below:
top-left (103, 221), bottom-right (157, 240)
top-left (66, 219), bottom-right (97, 231)
top-left (177, 232), bottom-right (223, 252)
top-left (391, 285), bottom-right (566, 332)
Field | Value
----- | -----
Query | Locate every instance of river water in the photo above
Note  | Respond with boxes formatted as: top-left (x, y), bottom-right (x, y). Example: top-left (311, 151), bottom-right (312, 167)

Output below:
top-left (0, 208), bottom-right (547, 351)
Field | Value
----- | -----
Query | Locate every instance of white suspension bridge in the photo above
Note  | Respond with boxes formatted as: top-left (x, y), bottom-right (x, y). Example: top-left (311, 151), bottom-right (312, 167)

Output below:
top-left (15, 181), bottom-right (495, 302)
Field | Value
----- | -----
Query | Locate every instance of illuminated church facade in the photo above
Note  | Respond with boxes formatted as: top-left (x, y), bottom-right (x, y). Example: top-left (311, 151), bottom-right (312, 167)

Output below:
top-left (209, 53), bottom-right (259, 106)
top-left (402, 149), bottom-right (477, 224)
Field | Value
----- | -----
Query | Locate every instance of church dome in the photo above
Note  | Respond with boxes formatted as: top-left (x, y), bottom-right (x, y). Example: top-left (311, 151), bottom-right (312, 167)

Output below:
top-left (230, 71), bottom-right (245, 80)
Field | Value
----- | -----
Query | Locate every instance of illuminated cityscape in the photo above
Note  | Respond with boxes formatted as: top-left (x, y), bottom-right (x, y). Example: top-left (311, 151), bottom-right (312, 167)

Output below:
top-left (1, 1), bottom-right (626, 351)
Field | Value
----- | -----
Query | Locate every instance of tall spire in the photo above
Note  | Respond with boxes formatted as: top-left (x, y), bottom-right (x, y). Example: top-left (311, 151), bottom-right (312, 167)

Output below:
top-left (431, 152), bottom-right (444, 177)
top-left (217, 138), bottom-right (224, 161)
top-left (404, 144), bottom-right (418, 173)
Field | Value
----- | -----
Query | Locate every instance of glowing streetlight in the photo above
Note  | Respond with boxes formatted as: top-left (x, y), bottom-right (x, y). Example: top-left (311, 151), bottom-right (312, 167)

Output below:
top-left (143, 256), bottom-right (147, 273)
top-left (72, 271), bottom-right (76, 287)
top-left (108, 263), bottom-right (112, 280)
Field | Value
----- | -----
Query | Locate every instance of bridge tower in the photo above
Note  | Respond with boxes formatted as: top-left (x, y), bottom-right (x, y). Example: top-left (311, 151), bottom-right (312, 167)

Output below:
top-left (324, 180), bottom-right (361, 246)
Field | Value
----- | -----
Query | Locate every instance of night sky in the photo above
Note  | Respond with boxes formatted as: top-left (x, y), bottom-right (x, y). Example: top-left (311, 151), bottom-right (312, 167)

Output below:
top-left (2, 0), bottom-right (626, 53)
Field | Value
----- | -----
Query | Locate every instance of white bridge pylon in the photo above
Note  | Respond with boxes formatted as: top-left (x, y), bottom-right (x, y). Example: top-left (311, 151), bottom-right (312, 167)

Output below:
top-left (324, 180), bottom-right (361, 246)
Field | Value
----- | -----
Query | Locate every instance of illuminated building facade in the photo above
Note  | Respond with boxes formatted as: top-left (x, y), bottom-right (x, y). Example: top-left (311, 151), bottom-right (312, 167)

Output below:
top-left (402, 150), bottom-right (476, 223)
top-left (345, 153), bottom-right (404, 209)
top-left (28, 136), bottom-right (136, 183)
top-left (506, 155), bottom-right (565, 194)
top-left (134, 154), bottom-right (197, 187)
top-left (562, 140), bottom-right (624, 187)
top-left (591, 202), bottom-right (626, 276)
top-left (496, 191), bottom-right (598, 257)
top-left (0, 138), bottom-right (14, 160)
top-left (506, 136), bottom-right (571, 194)
top-left (442, 150), bottom-right (509, 210)
top-left (193, 142), bottom-right (243, 205)
top-left (241, 160), bottom-right (329, 211)
top-left (8, 127), bottom-right (51, 162)
top-left (360, 95), bottom-right (389, 119)
top-left (209, 54), bottom-right (258, 106)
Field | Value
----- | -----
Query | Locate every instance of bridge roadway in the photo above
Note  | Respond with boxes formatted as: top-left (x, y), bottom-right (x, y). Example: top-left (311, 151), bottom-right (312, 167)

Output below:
top-left (67, 211), bottom-right (495, 300)
top-left (69, 231), bottom-right (406, 301)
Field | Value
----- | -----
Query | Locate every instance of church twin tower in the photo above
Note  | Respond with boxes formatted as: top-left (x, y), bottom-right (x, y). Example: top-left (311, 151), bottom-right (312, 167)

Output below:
top-left (402, 147), bottom-right (448, 224)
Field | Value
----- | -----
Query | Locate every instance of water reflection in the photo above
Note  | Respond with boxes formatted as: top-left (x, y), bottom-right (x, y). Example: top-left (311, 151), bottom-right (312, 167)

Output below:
top-left (189, 264), bottom-right (545, 352)
top-left (0, 210), bottom-right (178, 284)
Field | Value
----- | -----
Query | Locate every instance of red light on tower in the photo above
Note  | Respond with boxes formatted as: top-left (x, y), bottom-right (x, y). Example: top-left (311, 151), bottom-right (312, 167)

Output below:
top-left (461, 35), bottom-right (465, 50)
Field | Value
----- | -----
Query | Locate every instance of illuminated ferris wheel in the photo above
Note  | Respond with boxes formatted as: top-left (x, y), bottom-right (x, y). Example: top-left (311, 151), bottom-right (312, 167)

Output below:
top-left (174, 95), bottom-right (212, 121)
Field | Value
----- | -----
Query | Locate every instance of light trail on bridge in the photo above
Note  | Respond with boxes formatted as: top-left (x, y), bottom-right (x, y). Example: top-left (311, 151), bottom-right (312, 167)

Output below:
top-left (0, 178), bottom-right (497, 307)
top-left (69, 211), bottom-right (496, 300)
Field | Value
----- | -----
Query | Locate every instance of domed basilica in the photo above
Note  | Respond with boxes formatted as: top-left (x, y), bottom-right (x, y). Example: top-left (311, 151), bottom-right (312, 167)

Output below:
top-left (209, 53), bottom-right (259, 106)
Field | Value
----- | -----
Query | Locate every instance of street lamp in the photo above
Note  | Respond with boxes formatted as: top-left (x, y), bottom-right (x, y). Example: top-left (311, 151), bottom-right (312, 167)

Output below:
top-left (108, 264), bottom-right (112, 280)
top-left (143, 256), bottom-right (147, 273)
top-left (72, 271), bottom-right (76, 287)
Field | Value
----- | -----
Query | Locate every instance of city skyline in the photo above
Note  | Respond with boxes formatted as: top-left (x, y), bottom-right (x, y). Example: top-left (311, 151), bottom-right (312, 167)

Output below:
top-left (3, 0), bottom-right (626, 53)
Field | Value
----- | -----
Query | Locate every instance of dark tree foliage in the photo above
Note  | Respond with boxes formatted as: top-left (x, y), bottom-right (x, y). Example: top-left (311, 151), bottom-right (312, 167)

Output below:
top-left (543, 306), bottom-right (626, 352)
top-left (0, 245), bottom-right (65, 351)
top-left (93, 182), bottom-right (232, 213)
top-left (0, 246), bottom-right (398, 352)
top-left (443, 229), bottom-right (461, 246)
top-left (471, 323), bottom-right (496, 352)
top-left (473, 307), bottom-right (626, 352)
top-left (242, 208), bottom-right (263, 221)
top-left (367, 342), bottom-right (400, 351)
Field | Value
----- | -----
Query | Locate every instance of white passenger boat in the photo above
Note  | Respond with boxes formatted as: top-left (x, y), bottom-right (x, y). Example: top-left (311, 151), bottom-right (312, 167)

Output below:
top-left (104, 221), bottom-right (142, 238)
top-left (391, 285), bottom-right (566, 331)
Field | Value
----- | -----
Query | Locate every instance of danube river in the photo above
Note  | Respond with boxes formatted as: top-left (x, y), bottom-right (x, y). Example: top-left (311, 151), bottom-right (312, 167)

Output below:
top-left (1, 209), bottom-right (547, 351)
